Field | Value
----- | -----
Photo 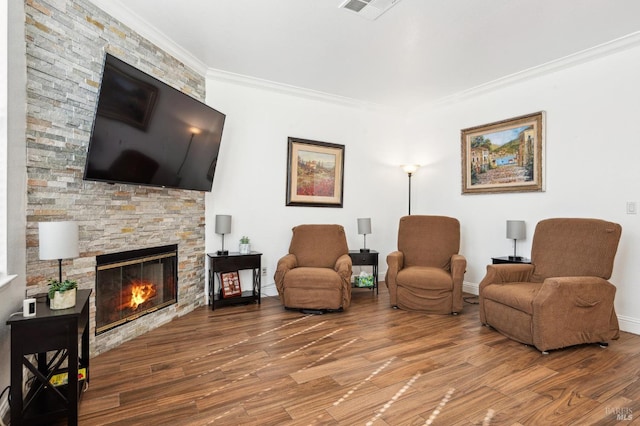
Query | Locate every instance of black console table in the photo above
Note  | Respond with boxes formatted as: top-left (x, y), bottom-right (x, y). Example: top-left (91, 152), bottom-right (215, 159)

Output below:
top-left (7, 289), bottom-right (91, 426)
top-left (207, 252), bottom-right (262, 310)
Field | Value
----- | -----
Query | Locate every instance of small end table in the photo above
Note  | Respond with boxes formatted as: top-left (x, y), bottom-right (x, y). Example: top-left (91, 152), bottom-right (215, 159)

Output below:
top-left (491, 256), bottom-right (531, 264)
top-left (348, 250), bottom-right (379, 294)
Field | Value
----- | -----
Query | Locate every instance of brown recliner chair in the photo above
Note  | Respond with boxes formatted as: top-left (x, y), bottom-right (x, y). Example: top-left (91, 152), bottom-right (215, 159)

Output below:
top-left (479, 218), bottom-right (622, 353)
top-left (274, 224), bottom-right (352, 312)
top-left (385, 215), bottom-right (466, 314)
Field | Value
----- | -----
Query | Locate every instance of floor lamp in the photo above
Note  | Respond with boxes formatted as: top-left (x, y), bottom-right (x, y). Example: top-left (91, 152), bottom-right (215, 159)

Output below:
top-left (39, 221), bottom-right (79, 283)
top-left (401, 165), bottom-right (420, 215)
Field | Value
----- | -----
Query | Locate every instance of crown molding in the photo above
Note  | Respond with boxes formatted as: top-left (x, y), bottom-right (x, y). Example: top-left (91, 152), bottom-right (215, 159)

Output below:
top-left (205, 68), bottom-right (396, 112)
top-left (429, 31), bottom-right (640, 108)
top-left (87, 0), bottom-right (207, 75)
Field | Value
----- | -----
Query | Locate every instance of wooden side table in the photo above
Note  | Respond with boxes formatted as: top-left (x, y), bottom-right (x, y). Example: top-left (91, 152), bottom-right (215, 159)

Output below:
top-left (7, 289), bottom-right (91, 426)
top-left (207, 251), bottom-right (262, 310)
top-left (348, 250), bottom-right (379, 294)
top-left (491, 256), bottom-right (532, 264)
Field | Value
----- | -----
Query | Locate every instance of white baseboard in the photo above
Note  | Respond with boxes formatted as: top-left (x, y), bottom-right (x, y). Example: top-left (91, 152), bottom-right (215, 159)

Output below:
top-left (261, 282), bottom-right (278, 297)
top-left (618, 315), bottom-right (640, 336)
top-left (463, 281), bottom-right (479, 295)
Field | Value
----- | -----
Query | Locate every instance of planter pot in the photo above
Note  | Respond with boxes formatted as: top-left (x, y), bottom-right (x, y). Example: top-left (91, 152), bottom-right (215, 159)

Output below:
top-left (50, 288), bottom-right (77, 310)
top-left (239, 243), bottom-right (251, 254)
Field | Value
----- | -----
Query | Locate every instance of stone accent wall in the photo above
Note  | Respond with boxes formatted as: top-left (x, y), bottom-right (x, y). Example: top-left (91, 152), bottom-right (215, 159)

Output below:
top-left (24, 0), bottom-right (208, 355)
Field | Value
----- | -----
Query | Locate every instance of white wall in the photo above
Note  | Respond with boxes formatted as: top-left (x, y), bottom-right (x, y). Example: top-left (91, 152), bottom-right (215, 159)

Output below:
top-left (405, 43), bottom-right (640, 334)
top-left (204, 40), bottom-right (640, 335)
top-left (205, 78), bottom-right (408, 296)
top-left (0, 0), bottom-right (27, 403)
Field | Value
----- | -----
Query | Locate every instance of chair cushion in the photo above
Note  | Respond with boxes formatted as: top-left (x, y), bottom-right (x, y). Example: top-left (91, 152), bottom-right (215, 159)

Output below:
top-left (481, 282), bottom-right (543, 315)
top-left (531, 218), bottom-right (622, 282)
top-left (397, 215), bottom-right (460, 270)
top-left (397, 266), bottom-right (453, 290)
top-left (289, 224), bottom-right (349, 268)
top-left (284, 267), bottom-right (342, 289)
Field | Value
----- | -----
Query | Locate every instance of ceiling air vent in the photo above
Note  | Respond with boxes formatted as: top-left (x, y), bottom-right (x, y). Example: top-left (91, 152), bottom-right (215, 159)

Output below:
top-left (339, 0), bottom-right (402, 20)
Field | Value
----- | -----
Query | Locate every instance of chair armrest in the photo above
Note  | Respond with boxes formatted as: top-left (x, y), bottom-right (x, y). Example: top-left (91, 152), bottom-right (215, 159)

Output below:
top-left (334, 254), bottom-right (352, 279)
top-left (385, 251), bottom-right (404, 306)
top-left (274, 254), bottom-right (297, 295)
top-left (532, 276), bottom-right (619, 351)
top-left (450, 254), bottom-right (467, 312)
top-left (478, 263), bottom-right (535, 292)
top-left (335, 254), bottom-right (353, 308)
top-left (478, 263), bottom-right (534, 323)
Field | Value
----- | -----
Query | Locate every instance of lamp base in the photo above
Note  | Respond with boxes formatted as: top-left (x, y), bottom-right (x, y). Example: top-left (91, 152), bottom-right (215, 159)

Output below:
top-left (216, 250), bottom-right (229, 256)
top-left (359, 248), bottom-right (370, 253)
top-left (508, 255), bottom-right (523, 261)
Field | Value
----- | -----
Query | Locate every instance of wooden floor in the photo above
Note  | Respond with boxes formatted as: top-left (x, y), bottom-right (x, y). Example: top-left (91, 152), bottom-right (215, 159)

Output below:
top-left (78, 286), bottom-right (640, 425)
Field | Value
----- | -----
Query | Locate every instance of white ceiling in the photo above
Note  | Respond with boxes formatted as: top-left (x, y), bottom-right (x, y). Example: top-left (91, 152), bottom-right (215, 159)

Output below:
top-left (90, 0), bottom-right (640, 109)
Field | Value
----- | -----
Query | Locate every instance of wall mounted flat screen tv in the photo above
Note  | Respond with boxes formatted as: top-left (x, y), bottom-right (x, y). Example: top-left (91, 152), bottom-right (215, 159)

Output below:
top-left (84, 53), bottom-right (226, 191)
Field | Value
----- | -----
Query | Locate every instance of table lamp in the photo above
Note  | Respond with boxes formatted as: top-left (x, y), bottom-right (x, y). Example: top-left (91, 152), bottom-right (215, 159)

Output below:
top-left (215, 215), bottom-right (231, 255)
top-left (39, 221), bottom-right (79, 283)
top-left (357, 218), bottom-right (371, 252)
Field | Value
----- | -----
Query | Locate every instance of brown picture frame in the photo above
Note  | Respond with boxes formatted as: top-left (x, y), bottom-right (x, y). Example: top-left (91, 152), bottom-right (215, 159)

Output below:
top-left (461, 111), bottom-right (545, 194)
top-left (220, 271), bottom-right (242, 298)
top-left (286, 137), bottom-right (345, 207)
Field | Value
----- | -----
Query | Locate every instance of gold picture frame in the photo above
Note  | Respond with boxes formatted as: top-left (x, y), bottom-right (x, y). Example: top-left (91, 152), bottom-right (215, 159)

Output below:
top-left (286, 137), bottom-right (345, 207)
top-left (461, 111), bottom-right (545, 194)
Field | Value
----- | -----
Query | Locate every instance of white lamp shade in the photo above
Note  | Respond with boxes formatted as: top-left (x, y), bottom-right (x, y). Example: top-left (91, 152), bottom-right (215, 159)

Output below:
top-left (39, 221), bottom-right (79, 260)
top-left (357, 218), bottom-right (371, 235)
top-left (506, 220), bottom-right (526, 240)
top-left (215, 215), bottom-right (232, 234)
top-left (401, 164), bottom-right (420, 174)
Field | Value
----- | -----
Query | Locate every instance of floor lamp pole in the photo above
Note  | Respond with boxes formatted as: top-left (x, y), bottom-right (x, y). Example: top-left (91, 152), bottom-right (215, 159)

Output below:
top-left (407, 172), bottom-right (413, 215)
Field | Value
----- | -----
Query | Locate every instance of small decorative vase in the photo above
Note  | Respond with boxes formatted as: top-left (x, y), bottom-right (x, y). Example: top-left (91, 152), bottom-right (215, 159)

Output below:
top-left (239, 243), bottom-right (251, 254)
top-left (50, 288), bottom-right (77, 310)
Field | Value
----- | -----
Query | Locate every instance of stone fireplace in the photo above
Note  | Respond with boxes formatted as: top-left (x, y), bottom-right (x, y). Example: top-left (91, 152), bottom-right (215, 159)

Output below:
top-left (95, 245), bottom-right (178, 335)
top-left (24, 0), bottom-right (208, 356)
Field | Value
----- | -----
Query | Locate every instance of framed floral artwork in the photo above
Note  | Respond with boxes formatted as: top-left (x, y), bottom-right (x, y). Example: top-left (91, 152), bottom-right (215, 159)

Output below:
top-left (286, 137), bottom-right (345, 207)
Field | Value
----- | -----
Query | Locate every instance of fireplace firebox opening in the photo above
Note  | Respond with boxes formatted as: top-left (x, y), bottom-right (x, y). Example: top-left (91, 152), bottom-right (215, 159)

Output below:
top-left (95, 244), bottom-right (178, 335)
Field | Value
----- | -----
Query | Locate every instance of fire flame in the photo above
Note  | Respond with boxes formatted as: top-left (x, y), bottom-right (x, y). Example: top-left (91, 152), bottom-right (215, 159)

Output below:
top-left (129, 280), bottom-right (156, 310)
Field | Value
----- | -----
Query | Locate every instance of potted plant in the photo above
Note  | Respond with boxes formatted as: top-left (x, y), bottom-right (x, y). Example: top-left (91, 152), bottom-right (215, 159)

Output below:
top-left (48, 278), bottom-right (78, 310)
top-left (239, 236), bottom-right (251, 254)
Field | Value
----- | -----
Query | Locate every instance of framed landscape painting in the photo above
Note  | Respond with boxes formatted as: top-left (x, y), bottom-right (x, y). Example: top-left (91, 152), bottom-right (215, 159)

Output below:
top-left (286, 137), bottom-right (345, 207)
top-left (461, 111), bottom-right (545, 194)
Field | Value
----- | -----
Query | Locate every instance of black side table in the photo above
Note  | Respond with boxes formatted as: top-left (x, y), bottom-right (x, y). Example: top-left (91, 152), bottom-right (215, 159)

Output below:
top-left (491, 256), bottom-right (532, 264)
top-left (207, 251), bottom-right (262, 310)
top-left (348, 250), bottom-right (379, 294)
top-left (7, 289), bottom-right (91, 426)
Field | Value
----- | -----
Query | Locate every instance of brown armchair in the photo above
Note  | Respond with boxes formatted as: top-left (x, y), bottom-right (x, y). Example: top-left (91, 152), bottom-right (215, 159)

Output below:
top-left (274, 224), bottom-right (352, 312)
top-left (385, 215), bottom-right (466, 314)
top-left (479, 218), bottom-right (622, 353)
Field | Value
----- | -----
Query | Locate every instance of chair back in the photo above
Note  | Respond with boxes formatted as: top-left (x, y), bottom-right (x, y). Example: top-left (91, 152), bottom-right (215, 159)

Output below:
top-left (289, 224), bottom-right (349, 268)
top-left (531, 218), bottom-right (621, 282)
top-left (397, 215), bottom-right (460, 270)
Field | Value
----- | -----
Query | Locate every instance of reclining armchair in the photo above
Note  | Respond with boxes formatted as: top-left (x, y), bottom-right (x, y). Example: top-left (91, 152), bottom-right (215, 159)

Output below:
top-left (479, 218), bottom-right (622, 353)
top-left (386, 215), bottom-right (466, 314)
top-left (274, 224), bottom-right (352, 312)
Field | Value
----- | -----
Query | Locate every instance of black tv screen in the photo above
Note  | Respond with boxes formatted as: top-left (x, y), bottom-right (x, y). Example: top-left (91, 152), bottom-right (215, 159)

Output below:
top-left (84, 53), bottom-right (226, 191)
